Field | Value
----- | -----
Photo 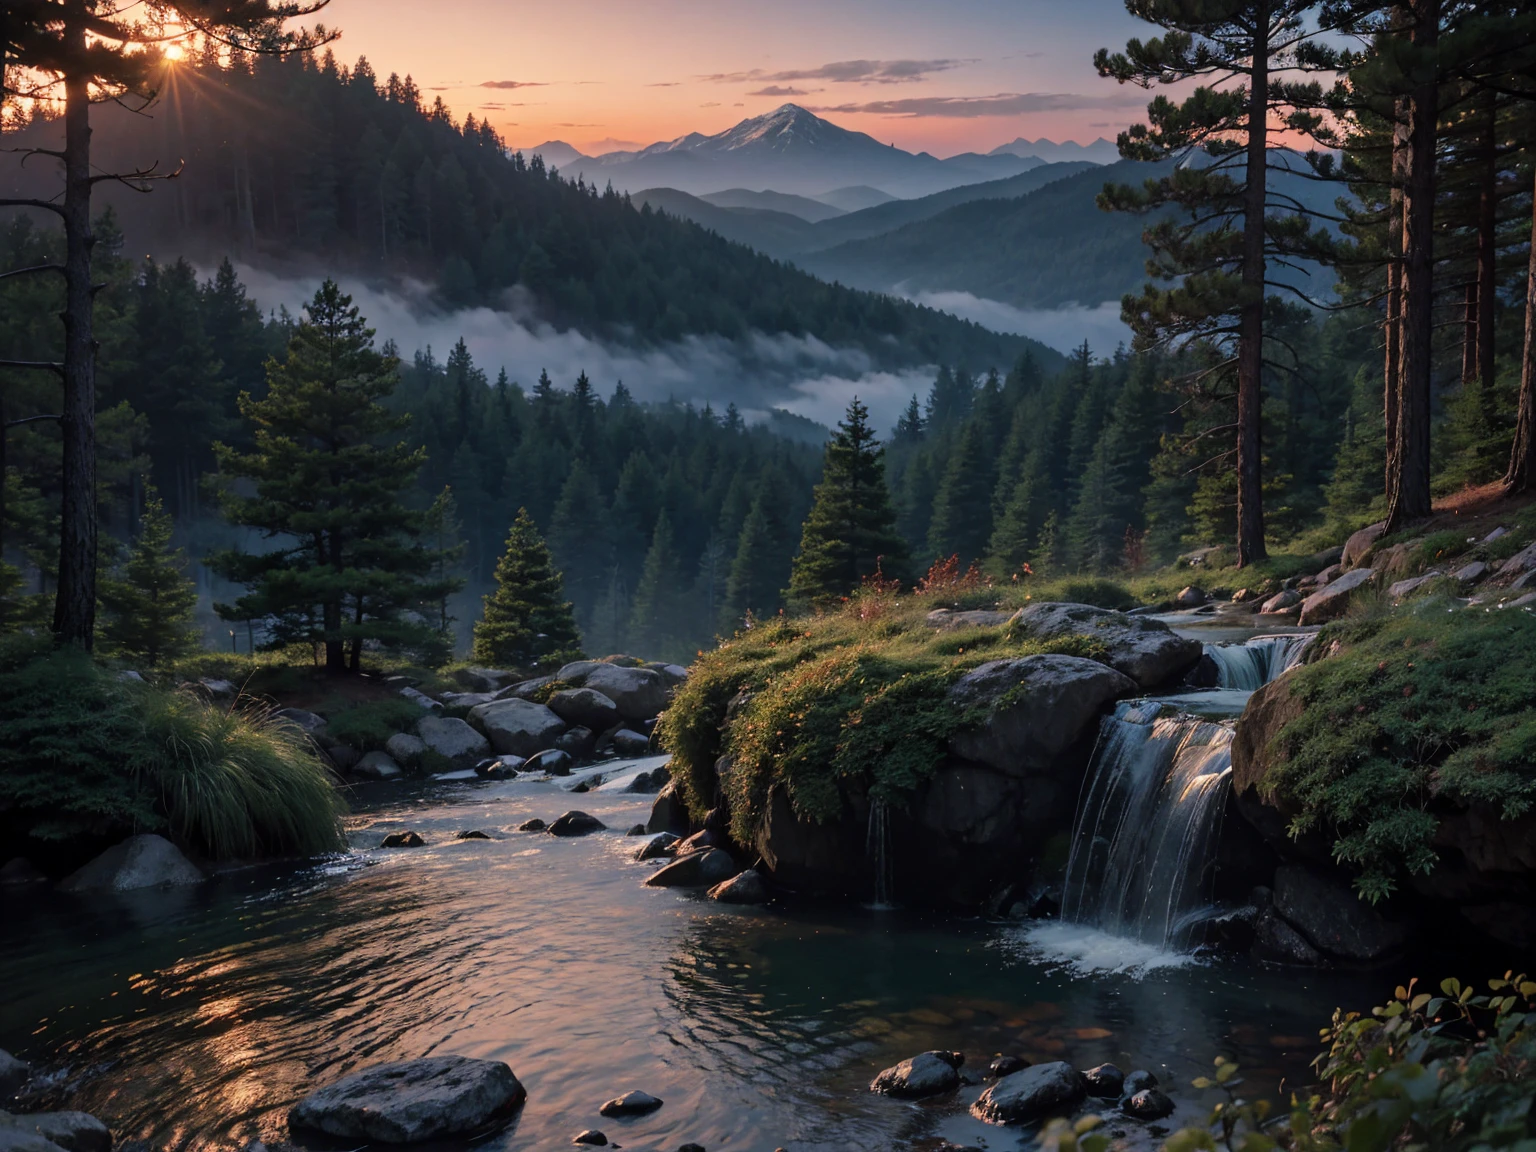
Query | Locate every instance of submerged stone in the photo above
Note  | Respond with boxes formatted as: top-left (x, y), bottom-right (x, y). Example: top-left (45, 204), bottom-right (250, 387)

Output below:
top-left (869, 1051), bottom-right (962, 1098)
top-left (1123, 1088), bottom-right (1175, 1120)
top-left (547, 811), bottom-right (605, 837)
top-left (0, 1112), bottom-right (110, 1152)
top-left (644, 848), bottom-right (734, 888)
top-left (59, 834), bottom-right (203, 892)
top-left (572, 1131), bottom-right (607, 1146)
top-left (1083, 1063), bottom-right (1124, 1098)
top-left (988, 1055), bottom-right (1029, 1079)
top-left (380, 831), bottom-right (425, 848)
top-left (598, 1090), bottom-right (662, 1117)
top-left (516, 819), bottom-right (547, 832)
top-left (288, 1055), bottom-right (525, 1143)
top-left (971, 1061), bottom-right (1086, 1124)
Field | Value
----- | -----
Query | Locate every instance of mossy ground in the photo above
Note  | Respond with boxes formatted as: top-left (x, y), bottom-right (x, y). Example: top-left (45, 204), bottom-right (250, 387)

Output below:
top-left (655, 586), bottom-right (1112, 844)
top-left (1262, 597), bottom-right (1536, 900)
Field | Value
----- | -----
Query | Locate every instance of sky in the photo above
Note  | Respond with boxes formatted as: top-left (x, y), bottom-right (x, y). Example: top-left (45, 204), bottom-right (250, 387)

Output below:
top-left (315, 0), bottom-right (1160, 157)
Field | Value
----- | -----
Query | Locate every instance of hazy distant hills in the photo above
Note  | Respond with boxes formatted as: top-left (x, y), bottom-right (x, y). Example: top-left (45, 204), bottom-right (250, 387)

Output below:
top-left (990, 136), bottom-right (1121, 165)
top-left (532, 104), bottom-right (1062, 199)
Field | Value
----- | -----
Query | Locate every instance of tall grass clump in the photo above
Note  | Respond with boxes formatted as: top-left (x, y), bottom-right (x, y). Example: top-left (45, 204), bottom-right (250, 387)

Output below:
top-left (0, 635), bottom-right (345, 862)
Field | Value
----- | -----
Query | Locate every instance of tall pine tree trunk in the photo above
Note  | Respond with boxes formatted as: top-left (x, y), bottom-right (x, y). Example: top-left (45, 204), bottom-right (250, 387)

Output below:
top-left (1384, 96), bottom-right (1407, 509)
top-left (1506, 166), bottom-right (1536, 492)
top-left (1476, 92), bottom-right (1497, 390)
top-left (54, 0), bottom-right (98, 648)
top-left (1386, 0), bottom-right (1438, 533)
top-left (1459, 281), bottom-right (1477, 388)
top-left (1235, 9), bottom-right (1269, 567)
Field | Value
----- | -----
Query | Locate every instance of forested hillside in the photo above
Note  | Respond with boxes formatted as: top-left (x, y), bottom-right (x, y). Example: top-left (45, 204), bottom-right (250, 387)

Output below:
top-left (0, 50), bottom-right (1041, 371)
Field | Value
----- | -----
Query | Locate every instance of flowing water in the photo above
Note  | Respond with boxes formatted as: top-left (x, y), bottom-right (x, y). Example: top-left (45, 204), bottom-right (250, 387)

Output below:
top-left (3, 757), bottom-right (1397, 1152)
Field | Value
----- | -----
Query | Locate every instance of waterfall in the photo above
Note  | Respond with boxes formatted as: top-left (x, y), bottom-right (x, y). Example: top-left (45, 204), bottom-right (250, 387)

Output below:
top-left (1205, 633), bottom-right (1312, 691)
top-left (1059, 701), bottom-right (1234, 952)
top-left (866, 799), bottom-right (894, 909)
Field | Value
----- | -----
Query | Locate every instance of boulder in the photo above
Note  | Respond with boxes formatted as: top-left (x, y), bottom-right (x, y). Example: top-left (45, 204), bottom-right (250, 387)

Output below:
top-left (1252, 907), bottom-right (1321, 965)
top-left (516, 819), bottom-right (546, 832)
top-left (547, 811), bottom-right (605, 837)
top-left (573, 1131), bottom-right (607, 1146)
top-left (947, 655), bottom-right (1137, 773)
top-left (1499, 540), bottom-right (1536, 577)
top-left (1342, 521), bottom-right (1386, 567)
top-left (475, 758), bottom-right (516, 779)
top-left (494, 675), bottom-right (557, 702)
top-left (198, 677), bottom-right (238, 701)
top-left (869, 1051), bottom-right (961, 1098)
top-left (1388, 572), bottom-right (1441, 601)
top-left (1272, 864), bottom-right (1409, 961)
top-left (455, 830), bottom-right (492, 841)
top-left (1007, 602), bottom-right (1203, 689)
top-left (1123, 1089), bottom-right (1175, 1120)
top-left (276, 708), bottom-right (327, 737)
top-left (635, 833), bottom-right (679, 861)
top-left (439, 691), bottom-right (498, 710)
top-left (708, 869), bottom-right (769, 904)
top-left (989, 1056), bottom-right (1029, 1079)
top-left (524, 749), bottom-right (573, 776)
top-left (0, 1113), bottom-right (109, 1152)
top-left (610, 729), bottom-right (652, 757)
top-left (453, 666), bottom-right (512, 693)
top-left (970, 1061), bottom-right (1086, 1125)
top-left (1083, 1064), bottom-right (1124, 1098)
top-left (624, 765), bottom-right (670, 793)
top-left (397, 685), bottom-right (442, 711)
top-left (353, 751), bottom-right (403, 780)
top-left (288, 1055), bottom-right (525, 1143)
top-left (555, 726), bottom-right (596, 758)
top-left (647, 782), bottom-right (690, 834)
top-left (0, 1125), bottom-right (64, 1152)
top-left (0, 859), bottom-right (45, 886)
top-left (1120, 1070), bottom-right (1158, 1099)
top-left (1298, 567), bottom-right (1374, 626)
top-left (1259, 589), bottom-right (1301, 614)
top-left (380, 831), bottom-right (425, 848)
top-left (565, 665), bottom-right (670, 722)
top-left (644, 848), bottom-right (735, 888)
top-left (59, 834), bottom-right (203, 892)
top-left (467, 699), bottom-right (566, 758)
top-left (598, 1091), bottom-right (662, 1118)
top-left (1175, 586), bottom-right (1206, 607)
top-left (0, 1052), bottom-right (30, 1097)
top-left (546, 688), bottom-right (622, 732)
top-left (416, 716), bottom-right (491, 764)
top-left (1311, 563), bottom-right (1343, 587)
top-left (385, 733), bottom-right (427, 765)
top-left (652, 664), bottom-right (690, 687)
top-left (327, 744), bottom-right (361, 772)
top-left (556, 660), bottom-right (605, 683)
top-left (1455, 560), bottom-right (1488, 585)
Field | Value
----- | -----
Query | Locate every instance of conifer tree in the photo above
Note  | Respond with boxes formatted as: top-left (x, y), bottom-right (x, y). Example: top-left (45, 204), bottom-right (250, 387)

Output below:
top-left (788, 399), bottom-right (908, 605)
top-left (722, 492), bottom-right (788, 629)
top-left (893, 395), bottom-right (925, 443)
top-left (210, 281), bottom-right (457, 672)
top-left (926, 419), bottom-right (996, 565)
top-left (473, 507), bottom-right (582, 668)
top-left (985, 450), bottom-right (1052, 578)
top-left (99, 492), bottom-right (198, 668)
top-left (423, 486), bottom-right (467, 657)
top-left (628, 511), bottom-right (689, 660)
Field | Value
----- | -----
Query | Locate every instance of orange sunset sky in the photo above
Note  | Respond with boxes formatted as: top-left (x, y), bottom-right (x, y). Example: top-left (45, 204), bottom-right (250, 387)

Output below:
top-left (313, 0), bottom-right (1159, 157)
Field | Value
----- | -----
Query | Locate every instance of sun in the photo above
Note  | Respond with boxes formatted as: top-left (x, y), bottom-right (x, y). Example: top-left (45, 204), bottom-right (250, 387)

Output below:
top-left (164, 43), bottom-right (185, 62)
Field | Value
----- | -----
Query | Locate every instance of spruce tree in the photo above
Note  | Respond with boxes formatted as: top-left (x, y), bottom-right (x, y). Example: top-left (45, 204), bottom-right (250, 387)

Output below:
top-left (926, 419), bottom-right (996, 566)
top-left (985, 450), bottom-right (1052, 578)
top-left (210, 281), bottom-right (458, 672)
top-left (423, 486), bottom-right (467, 660)
top-left (473, 508), bottom-right (582, 669)
top-left (721, 492), bottom-right (788, 630)
top-left (628, 511), bottom-right (689, 660)
top-left (99, 493), bottom-right (198, 668)
top-left (788, 399), bottom-right (908, 605)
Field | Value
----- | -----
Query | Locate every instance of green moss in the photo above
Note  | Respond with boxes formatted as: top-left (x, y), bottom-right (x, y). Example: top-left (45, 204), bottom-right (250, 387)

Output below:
top-left (1265, 598), bottom-right (1536, 901)
top-left (655, 596), bottom-right (1113, 839)
top-left (525, 677), bottom-right (575, 704)
top-left (322, 699), bottom-right (424, 751)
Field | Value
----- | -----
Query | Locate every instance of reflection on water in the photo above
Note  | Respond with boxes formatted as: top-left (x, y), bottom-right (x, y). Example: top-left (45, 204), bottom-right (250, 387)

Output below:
top-left (2, 767), bottom-right (1392, 1152)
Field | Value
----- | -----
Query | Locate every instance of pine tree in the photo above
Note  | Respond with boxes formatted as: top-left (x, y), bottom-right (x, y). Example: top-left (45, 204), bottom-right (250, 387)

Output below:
top-left (985, 450), bottom-right (1052, 578)
top-left (473, 507), bottom-right (582, 668)
top-left (893, 395), bottom-right (925, 444)
top-left (210, 281), bottom-right (459, 672)
top-left (628, 511), bottom-right (689, 660)
top-left (423, 486), bottom-right (467, 658)
top-left (722, 492), bottom-right (788, 630)
top-left (548, 458), bottom-right (612, 628)
top-left (926, 418), bottom-right (996, 565)
top-left (99, 493), bottom-right (198, 668)
top-left (788, 399), bottom-right (908, 605)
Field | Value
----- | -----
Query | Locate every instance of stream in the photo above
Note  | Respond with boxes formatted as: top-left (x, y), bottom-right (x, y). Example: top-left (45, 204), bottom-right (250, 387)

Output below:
top-left (0, 612), bottom-right (1440, 1151)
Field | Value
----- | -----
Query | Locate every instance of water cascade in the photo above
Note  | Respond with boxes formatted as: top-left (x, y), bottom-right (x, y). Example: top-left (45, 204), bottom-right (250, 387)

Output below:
top-left (866, 799), bottom-right (894, 909)
top-left (1058, 702), bottom-right (1235, 952)
top-left (1204, 633), bottom-right (1313, 691)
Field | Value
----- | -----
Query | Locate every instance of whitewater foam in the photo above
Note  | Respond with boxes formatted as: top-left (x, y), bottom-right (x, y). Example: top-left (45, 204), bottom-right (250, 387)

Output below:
top-left (1007, 922), bottom-right (1198, 976)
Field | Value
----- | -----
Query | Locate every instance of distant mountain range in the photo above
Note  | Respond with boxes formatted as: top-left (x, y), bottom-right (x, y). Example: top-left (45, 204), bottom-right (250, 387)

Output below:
top-left (990, 136), bottom-right (1121, 165)
top-left (528, 104), bottom-right (1084, 199)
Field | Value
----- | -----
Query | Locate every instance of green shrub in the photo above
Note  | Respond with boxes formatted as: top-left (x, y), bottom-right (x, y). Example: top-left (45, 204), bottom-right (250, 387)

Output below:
top-left (1412, 529), bottom-right (1473, 571)
top-left (0, 636), bottom-right (345, 860)
top-left (1016, 576), bottom-right (1137, 610)
top-left (1265, 599), bottom-right (1536, 900)
top-left (322, 699), bottom-right (425, 750)
top-left (657, 598), bottom-right (1114, 838)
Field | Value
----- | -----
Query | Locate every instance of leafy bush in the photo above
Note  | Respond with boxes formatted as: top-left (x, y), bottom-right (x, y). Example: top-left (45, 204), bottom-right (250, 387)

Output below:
top-left (0, 636), bottom-right (344, 861)
top-left (656, 599), bottom-right (1114, 837)
top-left (1139, 976), bottom-right (1536, 1152)
top-left (322, 699), bottom-right (426, 751)
top-left (1264, 599), bottom-right (1536, 899)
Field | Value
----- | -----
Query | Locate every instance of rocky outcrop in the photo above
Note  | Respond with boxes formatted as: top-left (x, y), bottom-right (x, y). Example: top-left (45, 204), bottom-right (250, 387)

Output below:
top-left (0, 1111), bottom-right (110, 1152)
top-left (644, 848), bottom-right (735, 888)
top-left (59, 835), bottom-right (203, 892)
top-left (288, 1056), bottom-right (525, 1143)
top-left (564, 665), bottom-right (669, 723)
top-left (416, 716), bottom-right (491, 764)
top-left (1298, 567), bottom-right (1374, 625)
top-left (947, 655), bottom-right (1136, 772)
top-left (610, 729), bottom-right (652, 757)
top-left (646, 782), bottom-right (690, 834)
top-left (1259, 589), bottom-right (1301, 614)
top-left (546, 687), bottom-right (622, 732)
top-left (1007, 602), bottom-right (1203, 689)
top-left (708, 869), bottom-right (768, 904)
top-left (1272, 865), bottom-right (1410, 961)
top-left (1343, 521), bottom-right (1386, 567)
top-left (467, 699), bottom-right (566, 757)
top-left (971, 1062), bottom-right (1086, 1125)
top-left (869, 1051), bottom-right (961, 1098)
top-left (384, 733), bottom-right (426, 765)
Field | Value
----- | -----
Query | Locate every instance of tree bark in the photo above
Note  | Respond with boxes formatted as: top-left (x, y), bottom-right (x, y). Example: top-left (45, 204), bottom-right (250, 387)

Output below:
top-left (1460, 280), bottom-right (1477, 388)
top-left (1385, 0), bottom-right (1438, 533)
top-left (1384, 100), bottom-right (1407, 509)
top-left (1235, 5), bottom-right (1270, 567)
top-left (53, 0), bottom-right (98, 648)
top-left (1505, 166), bottom-right (1536, 492)
top-left (1476, 91), bottom-right (1497, 390)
